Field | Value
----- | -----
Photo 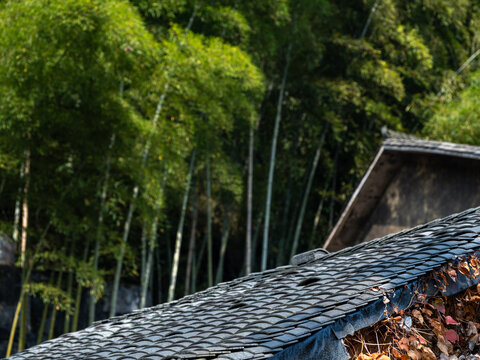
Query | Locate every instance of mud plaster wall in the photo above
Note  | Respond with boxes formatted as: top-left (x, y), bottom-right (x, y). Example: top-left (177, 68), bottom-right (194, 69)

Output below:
top-left (360, 153), bottom-right (480, 243)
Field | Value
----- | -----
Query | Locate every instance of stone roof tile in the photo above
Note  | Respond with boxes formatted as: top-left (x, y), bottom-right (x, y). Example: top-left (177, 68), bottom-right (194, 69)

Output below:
top-left (8, 207), bottom-right (480, 359)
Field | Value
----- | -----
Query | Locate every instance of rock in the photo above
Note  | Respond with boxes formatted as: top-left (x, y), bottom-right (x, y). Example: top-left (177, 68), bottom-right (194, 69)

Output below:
top-left (0, 234), bottom-right (15, 266)
top-left (102, 283), bottom-right (152, 316)
top-left (291, 249), bottom-right (329, 266)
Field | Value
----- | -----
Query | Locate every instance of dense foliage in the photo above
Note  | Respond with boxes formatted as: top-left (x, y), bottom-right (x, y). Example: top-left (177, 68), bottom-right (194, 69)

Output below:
top-left (0, 0), bottom-right (478, 353)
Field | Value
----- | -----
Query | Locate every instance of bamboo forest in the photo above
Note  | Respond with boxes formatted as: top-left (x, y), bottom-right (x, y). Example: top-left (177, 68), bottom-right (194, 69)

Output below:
top-left (0, 0), bottom-right (479, 356)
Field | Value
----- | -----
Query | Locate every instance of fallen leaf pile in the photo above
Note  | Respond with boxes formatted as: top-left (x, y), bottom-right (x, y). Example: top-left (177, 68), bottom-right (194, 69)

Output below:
top-left (345, 255), bottom-right (480, 359)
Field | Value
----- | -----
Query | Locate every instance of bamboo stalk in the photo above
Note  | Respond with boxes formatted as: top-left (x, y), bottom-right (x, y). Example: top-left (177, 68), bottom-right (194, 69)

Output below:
top-left (89, 133), bottom-right (115, 326)
top-left (47, 272), bottom-right (64, 340)
top-left (167, 150), bottom-right (196, 302)
top-left (262, 42), bottom-right (292, 271)
top-left (309, 195), bottom-right (326, 248)
top-left (245, 126), bottom-right (254, 276)
top-left (309, 170), bottom-right (334, 249)
top-left (251, 211), bottom-right (263, 273)
top-left (64, 269), bottom-right (74, 333)
top-left (71, 284), bottom-right (82, 333)
top-left (18, 294), bottom-right (28, 352)
top-left (18, 150), bottom-right (30, 352)
top-left (290, 127), bottom-right (327, 258)
top-left (155, 245), bottom-right (162, 303)
top-left (140, 170), bottom-right (167, 307)
top-left (192, 234), bottom-right (207, 293)
top-left (140, 218), bottom-right (157, 308)
top-left (359, 0), bottom-right (380, 40)
top-left (205, 152), bottom-right (213, 287)
top-left (12, 162), bottom-right (24, 245)
top-left (111, 1), bottom-right (198, 316)
top-left (140, 222), bottom-right (147, 295)
top-left (6, 290), bottom-right (24, 357)
top-left (276, 175), bottom-right (292, 267)
top-left (6, 167), bottom-right (80, 357)
top-left (215, 202), bottom-right (232, 284)
top-left (36, 303), bottom-right (49, 345)
top-left (455, 48), bottom-right (480, 76)
top-left (20, 150), bottom-right (30, 269)
top-left (328, 150), bottom-right (339, 231)
top-left (184, 189), bottom-right (198, 295)
top-left (72, 242), bottom-right (90, 332)
top-left (0, 174), bottom-right (6, 198)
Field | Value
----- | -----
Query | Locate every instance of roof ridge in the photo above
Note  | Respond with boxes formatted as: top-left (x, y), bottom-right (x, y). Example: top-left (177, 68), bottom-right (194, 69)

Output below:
top-left (316, 206), bottom-right (480, 263)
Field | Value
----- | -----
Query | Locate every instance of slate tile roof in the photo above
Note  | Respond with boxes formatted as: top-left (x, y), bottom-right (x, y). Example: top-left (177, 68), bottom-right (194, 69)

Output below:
top-left (8, 207), bottom-right (480, 360)
top-left (382, 128), bottom-right (480, 160)
top-left (324, 129), bottom-right (480, 252)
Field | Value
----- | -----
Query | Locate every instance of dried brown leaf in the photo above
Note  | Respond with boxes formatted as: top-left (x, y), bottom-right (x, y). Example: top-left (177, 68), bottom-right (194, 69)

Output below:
top-left (420, 346), bottom-right (436, 360)
top-left (397, 337), bottom-right (409, 352)
top-left (445, 316), bottom-right (459, 325)
top-left (444, 329), bottom-right (459, 343)
top-left (412, 309), bottom-right (424, 325)
top-left (436, 339), bottom-right (449, 355)
top-left (406, 349), bottom-right (421, 359)
top-left (459, 261), bottom-right (471, 277)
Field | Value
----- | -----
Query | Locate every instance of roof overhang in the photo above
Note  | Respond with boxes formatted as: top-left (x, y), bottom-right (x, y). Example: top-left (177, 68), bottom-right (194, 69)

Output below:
top-left (323, 136), bottom-right (480, 252)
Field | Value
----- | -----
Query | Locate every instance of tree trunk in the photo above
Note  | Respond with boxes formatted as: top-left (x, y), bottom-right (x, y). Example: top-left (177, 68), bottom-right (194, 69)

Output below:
top-left (275, 174), bottom-right (292, 267)
top-left (64, 268), bottom-right (73, 333)
top-left (18, 150), bottom-right (30, 352)
top-left (6, 225), bottom-right (51, 357)
top-left (192, 233), bottom-right (207, 293)
top-left (455, 48), bottom-right (480, 76)
top-left (262, 42), bottom-right (292, 271)
top-left (290, 128), bottom-right (327, 258)
top-left (184, 190), bottom-right (198, 295)
top-left (166, 225), bottom-right (172, 275)
top-left (167, 150), bottom-right (196, 302)
top-left (37, 304), bottom-right (49, 345)
top-left (89, 132), bottom-right (115, 325)
top-left (215, 202), bottom-right (232, 284)
top-left (328, 151), bottom-right (339, 231)
top-left (245, 125), bottom-right (254, 276)
top-left (140, 217), bottom-right (157, 308)
top-left (155, 245), bottom-right (162, 303)
top-left (110, 5), bottom-right (199, 312)
top-left (0, 174), bottom-right (6, 198)
top-left (140, 221), bottom-right (148, 298)
top-left (20, 150), bottom-right (30, 268)
top-left (205, 152), bottom-right (213, 287)
top-left (309, 192), bottom-right (326, 249)
top-left (37, 272), bottom-right (55, 344)
top-left (309, 165), bottom-right (336, 249)
top-left (109, 88), bottom-right (167, 317)
top-left (48, 271), bottom-right (63, 340)
top-left (6, 185), bottom-right (69, 356)
top-left (359, 0), bottom-right (380, 40)
top-left (72, 242), bottom-right (90, 332)
top-left (12, 162), bottom-right (24, 245)
top-left (191, 243), bottom-right (196, 293)
top-left (250, 211), bottom-right (263, 273)
top-left (140, 170), bottom-right (167, 307)
top-left (64, 238), bottom-right (76, 332)
top-left (18, 295), bottom-right (28, 352)
top-left (71, 283), bottom-right (82, 332)
top-left (6, 282), bottom-right (27, 357)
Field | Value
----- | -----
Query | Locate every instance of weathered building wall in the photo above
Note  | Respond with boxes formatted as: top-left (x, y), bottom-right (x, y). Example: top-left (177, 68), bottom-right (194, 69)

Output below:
top-left (360, 154), bottom-right (480, 243)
